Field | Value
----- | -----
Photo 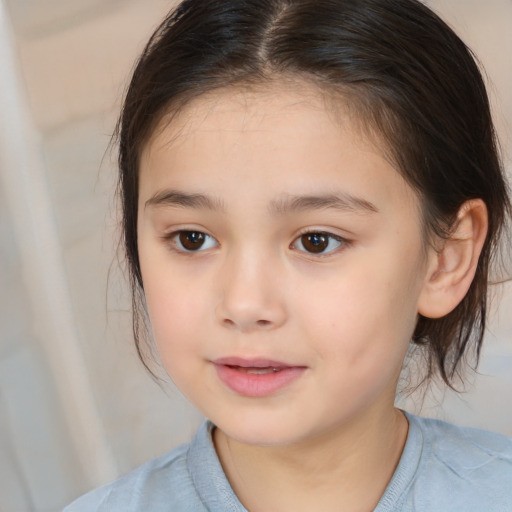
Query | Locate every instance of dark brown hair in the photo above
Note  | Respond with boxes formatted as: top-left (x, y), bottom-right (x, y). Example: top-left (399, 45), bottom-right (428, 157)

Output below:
top-left (116, 0), bottom-right (511, 386)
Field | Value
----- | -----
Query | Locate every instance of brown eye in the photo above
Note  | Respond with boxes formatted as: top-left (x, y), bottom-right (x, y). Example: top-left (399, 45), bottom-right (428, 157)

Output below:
top-left (300, 233), bottom-right (328, 253)
top-left (174, 231), bottom-right (217, 252)
top-left (179, 231), bottom-right (204, 250)
top-left (293, 232), bottom-right (344, 254)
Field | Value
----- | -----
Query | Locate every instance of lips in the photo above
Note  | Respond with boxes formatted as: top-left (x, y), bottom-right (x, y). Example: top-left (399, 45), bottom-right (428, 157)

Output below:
top-left (213, 357), bottom-right (306, 397)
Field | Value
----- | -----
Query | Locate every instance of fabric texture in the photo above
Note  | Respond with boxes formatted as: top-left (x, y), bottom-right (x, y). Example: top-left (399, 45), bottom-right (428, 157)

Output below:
top-left (64, 412), bottom-right (512, 511)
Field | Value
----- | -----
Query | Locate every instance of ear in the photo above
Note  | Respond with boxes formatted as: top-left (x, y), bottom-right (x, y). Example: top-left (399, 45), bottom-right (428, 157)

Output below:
top-left (418, 199), bottom-right (488, 319)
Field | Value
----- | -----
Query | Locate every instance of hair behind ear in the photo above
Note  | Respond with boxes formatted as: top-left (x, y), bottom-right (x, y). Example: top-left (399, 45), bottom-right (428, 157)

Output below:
top-left (414, 199), bottom-right (496, 388)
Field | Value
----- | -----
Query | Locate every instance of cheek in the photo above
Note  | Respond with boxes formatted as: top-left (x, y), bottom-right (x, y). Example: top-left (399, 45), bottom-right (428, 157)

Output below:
top-left (144, 282), bottom-right (210, 397)
top-left (142, 267), bottom-right (206, 360)
top-left (297, 255), bottom-right (421, 370)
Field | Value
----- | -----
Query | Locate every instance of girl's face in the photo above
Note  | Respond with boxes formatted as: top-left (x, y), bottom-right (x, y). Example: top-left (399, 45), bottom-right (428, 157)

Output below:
top-left (137, 85), bottom-right (432, 446)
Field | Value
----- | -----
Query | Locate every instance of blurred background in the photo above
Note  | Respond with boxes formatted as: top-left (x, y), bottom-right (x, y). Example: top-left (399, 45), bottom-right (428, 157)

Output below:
top-left (0, 0), bottom-right (510, 510)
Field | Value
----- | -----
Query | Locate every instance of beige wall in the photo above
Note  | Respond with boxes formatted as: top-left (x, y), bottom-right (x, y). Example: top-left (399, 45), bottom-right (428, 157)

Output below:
top-left (0, 1), bottom-right (510, 510)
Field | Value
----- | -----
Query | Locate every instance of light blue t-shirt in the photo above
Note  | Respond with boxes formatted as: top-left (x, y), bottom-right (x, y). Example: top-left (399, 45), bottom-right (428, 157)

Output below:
top-left (64, 412), bottom-right (512, 511)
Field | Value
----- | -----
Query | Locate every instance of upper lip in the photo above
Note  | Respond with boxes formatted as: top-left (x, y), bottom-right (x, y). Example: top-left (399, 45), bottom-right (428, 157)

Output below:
top-left (213, 357), bottom-right (301, 368)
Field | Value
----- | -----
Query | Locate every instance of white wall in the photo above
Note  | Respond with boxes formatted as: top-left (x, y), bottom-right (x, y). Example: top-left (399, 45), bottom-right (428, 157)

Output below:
top-left (0, 1), bottom-right (510, 510)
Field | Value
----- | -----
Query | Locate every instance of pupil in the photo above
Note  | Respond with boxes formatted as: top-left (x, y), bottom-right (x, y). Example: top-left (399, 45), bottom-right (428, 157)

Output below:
top-left (180, 231), bottom-right (205, 250)
top-left (303, 233), bottom-right (328, 253)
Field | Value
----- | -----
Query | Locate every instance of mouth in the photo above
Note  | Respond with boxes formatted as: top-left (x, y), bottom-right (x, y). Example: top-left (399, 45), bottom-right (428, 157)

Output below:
top-left (230, 366), bottom-right (283, 375)
top-left (212, 357), bottom-right (306, 397)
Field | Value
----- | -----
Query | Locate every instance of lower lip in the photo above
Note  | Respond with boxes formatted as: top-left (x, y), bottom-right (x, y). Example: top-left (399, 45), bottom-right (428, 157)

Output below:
top-left (214, 364), bottom-right (305, 397)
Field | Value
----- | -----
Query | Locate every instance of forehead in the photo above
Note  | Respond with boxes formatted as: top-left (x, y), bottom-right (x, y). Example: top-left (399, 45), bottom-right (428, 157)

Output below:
top-left (142, 81), bottom-right (380, 161)
top-left (138, 82), bottom-right (418, 217)
top-left (146, 86), bottom-right (293, 141)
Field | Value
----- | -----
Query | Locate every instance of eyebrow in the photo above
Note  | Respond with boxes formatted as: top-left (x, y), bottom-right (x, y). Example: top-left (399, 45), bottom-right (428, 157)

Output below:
top-left (145, 190), bottom-right (225, 211)
top-left (145, 189), bottom-right (378, 215)
top-left (269, 193), bottom-right (379, 215)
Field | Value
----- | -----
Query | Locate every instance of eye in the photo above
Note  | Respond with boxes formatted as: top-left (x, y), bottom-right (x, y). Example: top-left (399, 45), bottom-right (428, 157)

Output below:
top-left (292, 232), bottom-right (345, 254)
top-left (172, 231), bottom-right (218, 252)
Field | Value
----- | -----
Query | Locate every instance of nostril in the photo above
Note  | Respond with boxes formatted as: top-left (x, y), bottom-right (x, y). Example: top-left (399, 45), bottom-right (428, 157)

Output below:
top-left (221, 318), bottom-right (271, 329)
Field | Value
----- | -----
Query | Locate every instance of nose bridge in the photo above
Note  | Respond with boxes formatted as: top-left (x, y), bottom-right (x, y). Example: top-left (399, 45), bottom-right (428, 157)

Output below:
top-left (216, 243), bottom-right (286, 331)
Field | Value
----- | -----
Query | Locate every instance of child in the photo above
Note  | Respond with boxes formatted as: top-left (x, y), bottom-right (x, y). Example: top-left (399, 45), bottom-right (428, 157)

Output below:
top-left (65, 0), bottom-right (512, 510)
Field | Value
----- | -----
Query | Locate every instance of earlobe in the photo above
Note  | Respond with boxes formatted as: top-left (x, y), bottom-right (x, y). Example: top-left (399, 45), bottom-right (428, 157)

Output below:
top-left (418, 199), bottom-right (488, 319)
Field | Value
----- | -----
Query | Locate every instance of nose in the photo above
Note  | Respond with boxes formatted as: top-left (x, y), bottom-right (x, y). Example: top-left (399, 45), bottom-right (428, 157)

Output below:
top-left (215, 251), bottom-right (287, 332)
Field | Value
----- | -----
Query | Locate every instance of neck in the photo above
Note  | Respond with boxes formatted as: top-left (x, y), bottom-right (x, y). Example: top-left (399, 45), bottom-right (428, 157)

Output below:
top-left (213, 406), bottom-right (408, 512)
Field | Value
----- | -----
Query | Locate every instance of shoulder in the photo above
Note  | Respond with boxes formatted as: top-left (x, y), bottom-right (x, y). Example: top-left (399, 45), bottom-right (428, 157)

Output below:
top-left (64, 420), bottom-right (246, 512)
top-left (63, 440), bottom-right (205, 512)
top-left (415, 414), bottom-right (512, 468)
top-left (407, 414), bottom-right (512, 511)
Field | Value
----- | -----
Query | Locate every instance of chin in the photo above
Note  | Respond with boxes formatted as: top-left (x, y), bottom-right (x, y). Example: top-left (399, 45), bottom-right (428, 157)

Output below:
top-left (226, 429), bottom-right (299, 447)
top-left (212, 413), bottom-right (311, 447)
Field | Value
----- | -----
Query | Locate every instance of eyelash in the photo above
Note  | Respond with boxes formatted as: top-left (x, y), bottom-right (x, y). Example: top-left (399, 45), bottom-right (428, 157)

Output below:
top-left (164, 230), bottom-right (218, 253)
top-left (163, 229), bottom-right (349, 256)
top-left (291, 230), bottom-right (348, 256)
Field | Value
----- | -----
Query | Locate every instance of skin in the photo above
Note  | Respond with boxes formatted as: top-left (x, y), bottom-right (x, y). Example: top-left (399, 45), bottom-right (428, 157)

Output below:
top-left (136, 84), bottom-right (487, 511)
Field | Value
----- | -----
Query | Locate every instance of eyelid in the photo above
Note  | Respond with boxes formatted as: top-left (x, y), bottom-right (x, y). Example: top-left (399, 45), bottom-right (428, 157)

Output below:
top-left (291, 229), bottom-right (351, 255)
top-left (159, 226), bottom-right (350, 255)
top-left (162, 229), bottom-right (219, 253)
